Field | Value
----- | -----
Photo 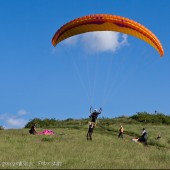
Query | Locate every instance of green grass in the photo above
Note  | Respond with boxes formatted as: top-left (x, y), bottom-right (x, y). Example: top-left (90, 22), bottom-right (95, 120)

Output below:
top-left (0, 123), bottom-right (170, 169)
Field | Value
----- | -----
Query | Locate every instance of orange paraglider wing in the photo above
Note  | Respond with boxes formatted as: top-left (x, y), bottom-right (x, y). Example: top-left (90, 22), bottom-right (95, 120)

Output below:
top-left (52, 14), bottom-right (164, 57)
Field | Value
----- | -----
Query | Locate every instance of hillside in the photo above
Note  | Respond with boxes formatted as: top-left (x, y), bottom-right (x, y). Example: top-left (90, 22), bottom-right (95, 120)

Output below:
top-left (0, 116), bottom-right (170, 169)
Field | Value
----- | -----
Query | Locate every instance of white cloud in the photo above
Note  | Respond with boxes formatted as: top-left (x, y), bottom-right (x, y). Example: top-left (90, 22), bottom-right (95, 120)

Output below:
top-left (17, 109), bottom-right (28, 116)
top-left (0, 109), bottom-right (28, 129)
top-left (81, 31), bottom-right (128, 53)
top-left (62, 31), bottom-right (129, 53)
top-left (63, 35), bottom-right (79, 45)
top-left (6, 118), bottom-right (27, 128)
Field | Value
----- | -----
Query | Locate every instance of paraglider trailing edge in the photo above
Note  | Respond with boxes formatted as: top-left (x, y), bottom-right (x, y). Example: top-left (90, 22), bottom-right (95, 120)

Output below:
top-left (52, 14), bottom-right (164, 57)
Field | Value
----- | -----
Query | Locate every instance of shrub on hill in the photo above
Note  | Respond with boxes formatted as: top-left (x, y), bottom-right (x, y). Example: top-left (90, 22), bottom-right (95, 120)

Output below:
top-left (24, 112), bottom-right (170, 129)
top-left (24, 118), bottom-right (88, 128)
top-left (131, 112), bottom-right (170, 124)
top-left (0, 125), bottom-right (4, 130)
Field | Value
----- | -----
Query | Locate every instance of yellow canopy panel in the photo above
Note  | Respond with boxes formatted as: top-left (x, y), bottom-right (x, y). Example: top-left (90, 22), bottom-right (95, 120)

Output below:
top-left (52, 14), bottom-right (164, 57)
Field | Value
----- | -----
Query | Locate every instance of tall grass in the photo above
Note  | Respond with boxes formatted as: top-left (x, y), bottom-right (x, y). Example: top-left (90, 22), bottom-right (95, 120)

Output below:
top-left (0, 124), bottom-right (170, 169)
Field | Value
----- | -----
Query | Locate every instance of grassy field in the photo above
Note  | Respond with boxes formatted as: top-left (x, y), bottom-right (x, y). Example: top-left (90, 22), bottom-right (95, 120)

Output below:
top-left (0, 122), bottom-right (170, 169)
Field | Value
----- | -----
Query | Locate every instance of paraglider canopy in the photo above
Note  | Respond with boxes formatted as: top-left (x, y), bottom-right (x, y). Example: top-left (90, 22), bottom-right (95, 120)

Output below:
top-left (38, 129), bottom-right (54, 135)
top-left (52, 14), bottom-right (164, 57)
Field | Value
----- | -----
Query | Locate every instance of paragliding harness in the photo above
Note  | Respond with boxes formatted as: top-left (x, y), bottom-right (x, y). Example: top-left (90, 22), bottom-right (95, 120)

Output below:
top-left (89, 107), bottom-right (102, 127)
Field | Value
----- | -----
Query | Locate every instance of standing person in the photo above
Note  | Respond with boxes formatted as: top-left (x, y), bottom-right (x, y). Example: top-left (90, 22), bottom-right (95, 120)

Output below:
top-left (118, 125), bottom-right (124, 139)
top-left (89, 106), bottom-right (102, 125)
top-left (86, 122), bottom-right (94, 140)
top-left (29, 124), bottom-right (37, 135)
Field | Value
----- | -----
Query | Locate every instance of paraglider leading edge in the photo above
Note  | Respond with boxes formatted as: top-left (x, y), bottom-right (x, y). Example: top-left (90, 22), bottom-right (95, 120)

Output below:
top-left (52, 14), bottom-right (164, 57)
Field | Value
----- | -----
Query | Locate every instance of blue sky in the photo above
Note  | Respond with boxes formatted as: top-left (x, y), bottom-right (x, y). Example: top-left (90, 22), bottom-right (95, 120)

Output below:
top-left (0, 0), bottom-right (170, 129)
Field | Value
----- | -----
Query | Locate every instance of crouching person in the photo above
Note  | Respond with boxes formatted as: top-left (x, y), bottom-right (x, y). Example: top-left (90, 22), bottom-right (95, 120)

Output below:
top-left (29, 124), bottom-right (37, 135)
top-left (138, 128), bottom-right (148, 145)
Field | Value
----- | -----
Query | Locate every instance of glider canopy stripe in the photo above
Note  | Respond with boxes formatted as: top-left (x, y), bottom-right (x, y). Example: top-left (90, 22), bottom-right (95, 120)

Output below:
top-left (52, 14), bottom-right (164, 56)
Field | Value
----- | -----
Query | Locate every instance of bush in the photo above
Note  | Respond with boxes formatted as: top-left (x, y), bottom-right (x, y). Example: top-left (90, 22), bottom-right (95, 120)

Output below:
top-left (131, 112), bottom-right (170, 124)
top-left (24, 118), bottom-right (58, 128)
top-left (0, 125), bottom-right (4, 130)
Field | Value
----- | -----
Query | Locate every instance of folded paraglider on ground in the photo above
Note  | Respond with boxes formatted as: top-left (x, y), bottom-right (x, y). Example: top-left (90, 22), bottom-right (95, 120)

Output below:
top-left (38, 129), bottom-right (55, 135)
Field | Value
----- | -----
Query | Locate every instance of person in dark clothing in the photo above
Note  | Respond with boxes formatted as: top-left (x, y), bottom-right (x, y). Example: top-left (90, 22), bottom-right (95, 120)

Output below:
top-left (138, 128), bottom-right (148, 145)
top-left (29, 124), bottom-right (37, 135)
top-left (89, 106), bottom-right (102, 124)
top-left (86, 122), bottom-right (94, 140)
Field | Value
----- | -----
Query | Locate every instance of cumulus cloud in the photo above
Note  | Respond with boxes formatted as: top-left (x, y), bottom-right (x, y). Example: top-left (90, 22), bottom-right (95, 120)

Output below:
top-left (0, 109), bottom-right (28, 129)
top-left (6, 118), bottom-right (27, 128)
top-left (63, 35), bottom-right (79, 45)
top-left (62, 31), bottom-right (128, 53)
